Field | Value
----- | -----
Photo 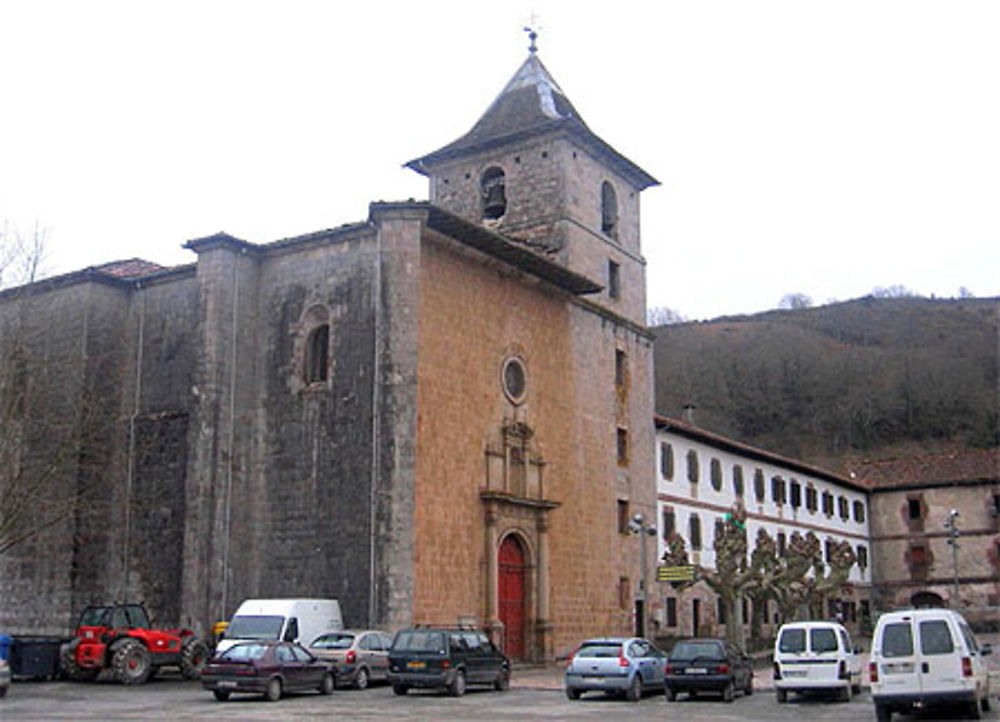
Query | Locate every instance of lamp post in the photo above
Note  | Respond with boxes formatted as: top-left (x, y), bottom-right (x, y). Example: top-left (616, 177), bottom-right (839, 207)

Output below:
top-left (944, 508), bottom-right (960, 606)
top-left (628, 513), bottom-right (658, 638)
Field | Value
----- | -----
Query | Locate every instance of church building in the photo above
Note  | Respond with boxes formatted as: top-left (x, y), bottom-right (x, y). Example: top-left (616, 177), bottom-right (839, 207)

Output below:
top-left (0, 48), bottom-right (658, 661)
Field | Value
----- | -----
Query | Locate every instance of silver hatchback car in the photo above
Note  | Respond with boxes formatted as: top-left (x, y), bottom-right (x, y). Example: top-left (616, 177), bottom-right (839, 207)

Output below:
top-left (565, 637), bottom-right (666, 701)
top-left (310, 630), bottom-right (392, 689)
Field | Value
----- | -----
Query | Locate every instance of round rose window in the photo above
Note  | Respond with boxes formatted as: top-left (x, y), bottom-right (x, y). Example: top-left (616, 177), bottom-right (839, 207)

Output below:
top-left (502, 357), bottom-right (527, 404)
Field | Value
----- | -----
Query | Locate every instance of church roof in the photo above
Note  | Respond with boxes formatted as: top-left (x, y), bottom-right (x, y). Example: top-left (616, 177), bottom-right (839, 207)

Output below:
top-left (406, 54), bottom-right (658, 190)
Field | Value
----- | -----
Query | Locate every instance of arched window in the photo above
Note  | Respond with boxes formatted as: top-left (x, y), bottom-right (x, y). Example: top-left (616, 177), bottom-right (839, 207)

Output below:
top-left (601, 181), bottom-right (618, 239)
top-left (305, 324), bottom-right (330, 383)
top-left (687, 449), bottom-right (699, 483)
top-left (481, 167), bottom-right (507, 220)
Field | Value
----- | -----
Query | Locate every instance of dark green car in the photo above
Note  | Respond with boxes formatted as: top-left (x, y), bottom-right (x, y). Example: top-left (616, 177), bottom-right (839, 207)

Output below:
top-left (387, 627), bottom-right (510, 697)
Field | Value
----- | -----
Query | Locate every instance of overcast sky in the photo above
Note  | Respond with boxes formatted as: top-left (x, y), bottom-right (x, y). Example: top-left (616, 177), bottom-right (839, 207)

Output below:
top-left (2, 1), bottom-right (998, 320)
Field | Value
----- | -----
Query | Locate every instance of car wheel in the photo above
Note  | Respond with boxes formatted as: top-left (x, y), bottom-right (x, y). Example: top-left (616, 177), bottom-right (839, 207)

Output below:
top-left (264, 677), bottom-right (282, 702)
top-left (392, 683), bottom-right (408, 696)
top-left (111, 639), bottom-right (152, 685)
top-left (448, 669), bottom-right (466, 697)
top-left (874, 703), bottom-right (892, 722)
top-left (664, 686), bottom-right (676, 702)
top-left (722, 681), bottom-right (735, 703)
top-left (626, 674), bottom-right (642, 702)
top-left (776, 688), bottom-right (788, 703)
top-left (566, 686), bottom-right (581, 700)
top-left (355, 667), bottom-right (369, 690)
top-left (212, 690), bottom-right (230, 701)
top-left (319, 672), bottom-right (334, 695)
top-left (494, 668), bottom-right (510, 691)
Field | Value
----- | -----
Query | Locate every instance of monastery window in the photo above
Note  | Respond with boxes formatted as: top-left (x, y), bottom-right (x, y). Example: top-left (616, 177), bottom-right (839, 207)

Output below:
top-left (710, 458), bottom-right (722, 491)
top-left (617, 499), bottom-right (630, 535)
top-left (601, 181), bottom-right (619, 239)
top-left (501, 356), bottom-right (527, 404)
top-left (480, 166), bottom-right (507, 220)
top-left (666, 597), bottom-right (678, 627)
top-left (616, 427), bottom-right (629, 466)
top-left (305, 323), bottom-right (330, 384)
top-left (908, 543), bottom-right (929, 568)
top-left (857, 545), bottom-right (868, 570)
top-left (790, 479), bottom-right (802, 509)
top-left (824, 539), bottom-right (833, 563)
top-left (838, 496), bottom-right (850, 520)
top-left (687, 450), bottom-right (699, 484)
top-left (615, 349), bottom-right (627, 388)
top-left (607, 260), bottom-right (620, 299)
top-left (805, 486), bottom-right (818, 513)
top-left (662, 509), bottom-right (675, 539)
top-left (714, 518), bottom-right (724, 543)
top-left (777, 532), bottom-right (786, 557)
top-left (853, 500), bottom-right (866, 523)
top-left (660, 442), bottom-right (674, 480)
top-left (907, 498), bottom-right (922, 520)
top-left (732, 464), bottom-right (744, 497)
top-left (822, 491), bottom-right (834, 516)
top-left (753, 469), bottom-right (765, 502)
top-left (771, 476), bottom-right (786, 505)
top-left (689, 514), bottom-right (702, 550)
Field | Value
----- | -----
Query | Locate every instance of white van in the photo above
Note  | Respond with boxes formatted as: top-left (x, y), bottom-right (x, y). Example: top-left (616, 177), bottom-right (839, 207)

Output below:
top-left (870, 608), bottom-right (992, 721)
top-left (217, 598), bottom-right (343, 653)
top-left (773, 621), bottom-right (862, 702)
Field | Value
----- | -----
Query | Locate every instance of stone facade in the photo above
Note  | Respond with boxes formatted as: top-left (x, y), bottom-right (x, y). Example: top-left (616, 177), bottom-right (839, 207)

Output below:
top-left (862, 450), bottom-right (999, 628)
top-left (0, 51), bottom-right (659, 662)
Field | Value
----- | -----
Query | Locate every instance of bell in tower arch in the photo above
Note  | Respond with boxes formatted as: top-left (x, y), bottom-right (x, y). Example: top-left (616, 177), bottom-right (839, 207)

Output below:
top-left (481, 167), bottom-right (507, 221)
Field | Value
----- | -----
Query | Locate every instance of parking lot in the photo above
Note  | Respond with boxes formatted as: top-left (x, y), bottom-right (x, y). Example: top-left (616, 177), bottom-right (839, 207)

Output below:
top-left (3, 672), bottom-right (996, 722)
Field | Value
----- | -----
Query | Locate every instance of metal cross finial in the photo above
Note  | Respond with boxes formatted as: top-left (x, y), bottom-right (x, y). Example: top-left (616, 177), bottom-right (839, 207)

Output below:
top-left (523, 21), bottom-right (539, 54)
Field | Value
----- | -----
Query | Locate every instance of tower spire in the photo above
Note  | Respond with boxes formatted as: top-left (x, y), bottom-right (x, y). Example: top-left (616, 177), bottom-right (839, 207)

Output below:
top-left (523, 23), bottom-right (538, 54)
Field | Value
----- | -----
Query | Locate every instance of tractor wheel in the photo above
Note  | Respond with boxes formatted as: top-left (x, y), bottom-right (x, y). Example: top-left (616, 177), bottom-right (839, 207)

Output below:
top-left (179, 638), bottom-right (209, 679)
top-left (60, 639), bottom-right (99, 682)
top-left (111, 638), bottom-right (153, 685)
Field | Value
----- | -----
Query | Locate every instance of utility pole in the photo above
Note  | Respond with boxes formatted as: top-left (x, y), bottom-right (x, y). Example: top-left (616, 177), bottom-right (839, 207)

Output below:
top-left (944, 508), bottom-right (960, 606)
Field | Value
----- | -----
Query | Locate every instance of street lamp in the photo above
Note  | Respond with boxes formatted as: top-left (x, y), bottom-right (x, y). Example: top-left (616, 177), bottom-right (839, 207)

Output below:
top-left (944, 508), bottom-right (960, 606)
top-left (628, 513), bottom-right (658, 638)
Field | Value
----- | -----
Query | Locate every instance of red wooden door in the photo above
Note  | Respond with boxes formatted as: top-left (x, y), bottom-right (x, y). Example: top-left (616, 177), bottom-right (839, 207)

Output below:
top-left (498, 536), bottom-right (526, 660)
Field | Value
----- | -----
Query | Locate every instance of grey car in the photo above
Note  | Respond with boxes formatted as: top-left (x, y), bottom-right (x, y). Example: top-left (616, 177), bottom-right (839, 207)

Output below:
top-left (310, 630), bottom-right (392, 689)
top-left (565, 637), bottom-right (666, 702)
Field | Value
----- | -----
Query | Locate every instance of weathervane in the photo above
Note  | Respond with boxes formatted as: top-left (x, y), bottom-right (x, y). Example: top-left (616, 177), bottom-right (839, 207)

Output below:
top-left (523, 14), bottom-right (540, 54)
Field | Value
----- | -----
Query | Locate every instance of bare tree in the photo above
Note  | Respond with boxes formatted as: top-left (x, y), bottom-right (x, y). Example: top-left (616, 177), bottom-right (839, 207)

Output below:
top-left (0, 220), bottom-right (48, 289)
top-left (647, 306), bottom-right (687, 326)
top-left (778, 293), bottom-right (812, 310)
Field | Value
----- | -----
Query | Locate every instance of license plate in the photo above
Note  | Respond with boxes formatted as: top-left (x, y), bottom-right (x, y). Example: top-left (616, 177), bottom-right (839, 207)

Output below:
top-left (784, 670), bottom-right (807, 677)
top-left (684, 667), bottom-right (707, 674)
top-left (217, 681), bottom-right (237, 688)
top-left (407, 661), bottom-right (426, 669)
top-left (583, 676), bottom-right (606, 683)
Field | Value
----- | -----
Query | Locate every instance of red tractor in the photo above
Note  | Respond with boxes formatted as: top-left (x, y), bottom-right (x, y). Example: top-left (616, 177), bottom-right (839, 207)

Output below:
top-left (59, 603), bottom-right (208, 685)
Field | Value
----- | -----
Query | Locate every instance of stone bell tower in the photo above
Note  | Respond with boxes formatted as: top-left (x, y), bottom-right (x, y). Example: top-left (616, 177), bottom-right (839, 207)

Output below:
top-left (406, 44), bottom-right (659, 328)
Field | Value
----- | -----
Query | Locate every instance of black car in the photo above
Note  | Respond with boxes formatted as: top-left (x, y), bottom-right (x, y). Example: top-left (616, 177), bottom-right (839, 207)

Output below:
top-left (664, 638), bottom-right (754, 702)
top-left (387, 627), bottom-right (510, 696)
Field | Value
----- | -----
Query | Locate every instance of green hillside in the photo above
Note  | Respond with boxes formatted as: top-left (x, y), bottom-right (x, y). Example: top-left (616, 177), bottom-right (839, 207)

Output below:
top-left (652, 296), bottom-right (998, 471)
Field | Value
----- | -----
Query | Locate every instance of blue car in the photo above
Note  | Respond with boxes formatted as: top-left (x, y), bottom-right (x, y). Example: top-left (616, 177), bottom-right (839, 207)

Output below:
top-left (565, 637), bottom-right (666, 702)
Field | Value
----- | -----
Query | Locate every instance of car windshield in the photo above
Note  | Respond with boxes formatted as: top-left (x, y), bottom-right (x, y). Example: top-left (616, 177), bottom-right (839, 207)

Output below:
top-left (778, 628), bottom-right (806, 653)
top-left (576, 643), bottom-right (622, 658)
top-left (226, 615), bottom-right (285, 640)
top-left (312, 633), bottom-right (355, 649)
top-left (670, 641), bottom-right (723, 660)
top-left (220, 644), bottom-right (269, 661)
top-left (393, 631), bottom-right (446, 654)
top-left (79, 607), bottom-right (110, 626)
